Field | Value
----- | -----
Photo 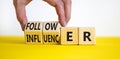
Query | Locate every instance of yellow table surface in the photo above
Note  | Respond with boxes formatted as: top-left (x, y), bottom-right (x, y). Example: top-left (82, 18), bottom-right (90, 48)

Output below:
top-left (0, 36), bottom-right (120, 59)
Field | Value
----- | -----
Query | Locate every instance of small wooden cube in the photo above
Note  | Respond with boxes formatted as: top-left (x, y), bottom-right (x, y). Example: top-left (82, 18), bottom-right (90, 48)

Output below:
top-left (42, 21), bottom-right (61, 44)
top-left (79, 28), bottom-right (96, 45)
top-left (24, 21), bottom-right (43, 44)
top-left (60, 27), bottom-right (79, 45)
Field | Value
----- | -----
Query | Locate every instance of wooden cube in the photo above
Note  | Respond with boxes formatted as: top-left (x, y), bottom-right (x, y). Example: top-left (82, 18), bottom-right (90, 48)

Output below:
top-left (24, 21), bottom-right (43, 44)
top-left (60, 27), bottom-right (79, 45)
top-left (42, 21), bottom-right (61, 44)
top-left (79, 28), bottom-right (96, 45)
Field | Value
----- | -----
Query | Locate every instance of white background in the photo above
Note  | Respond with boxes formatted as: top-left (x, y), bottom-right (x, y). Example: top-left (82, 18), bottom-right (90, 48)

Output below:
top-left (0, 0), bottom-right (120, 36)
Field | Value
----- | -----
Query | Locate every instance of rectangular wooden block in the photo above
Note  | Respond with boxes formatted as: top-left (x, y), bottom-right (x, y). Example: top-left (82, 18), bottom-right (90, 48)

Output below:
top-left (24, 21), bottom-right (43, 44)
top-left (79, 27), bottom-right (96, 45)
top-left (60, 27), bottom-right (79, 45)
top-left (42, 21), bottom-right (61, 44)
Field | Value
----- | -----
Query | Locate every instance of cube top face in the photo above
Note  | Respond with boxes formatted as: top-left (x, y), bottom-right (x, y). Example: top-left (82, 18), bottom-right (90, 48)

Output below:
top-left (60, 27), bottom-right (79, 45)
top-left (43, 21), bottom-right (61, 31)
top-left (25, 21), bottom-right (42, 31)
top-left (79, 28), bottom-right (96, 45)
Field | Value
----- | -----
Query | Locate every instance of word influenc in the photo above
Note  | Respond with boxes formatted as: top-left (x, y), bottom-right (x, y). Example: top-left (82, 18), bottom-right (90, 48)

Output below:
top-left (24, 21), bottom-right (96, 45)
